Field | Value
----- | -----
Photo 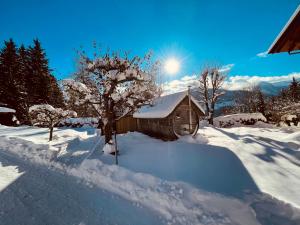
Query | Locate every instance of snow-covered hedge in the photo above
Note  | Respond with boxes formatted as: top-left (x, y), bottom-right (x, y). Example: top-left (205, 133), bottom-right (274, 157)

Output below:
top-left (280, 114), bottom-right (299, 126)
top-left (214, 113), bottom-right (267, 128)
top-left (57, 117), bottom-right (99, 128)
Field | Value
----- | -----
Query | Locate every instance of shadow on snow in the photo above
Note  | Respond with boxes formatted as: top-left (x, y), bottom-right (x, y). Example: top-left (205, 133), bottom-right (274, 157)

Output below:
top-left (0, 141), bottom-right (163, 225)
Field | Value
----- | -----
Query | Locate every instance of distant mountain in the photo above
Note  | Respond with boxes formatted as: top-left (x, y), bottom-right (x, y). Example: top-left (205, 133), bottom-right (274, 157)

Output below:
top-left (257, 81), bottom-right (287, 96)
top-left (190, 81), bottom-right (290, 114)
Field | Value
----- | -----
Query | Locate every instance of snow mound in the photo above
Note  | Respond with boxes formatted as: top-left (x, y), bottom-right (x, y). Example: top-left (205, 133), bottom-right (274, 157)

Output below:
top-left (102, 142), bottom-right (116, 154)
top-left (0, 136), bottom-right (58, 164)
top-left (214, 113), bottom-right (267, 128)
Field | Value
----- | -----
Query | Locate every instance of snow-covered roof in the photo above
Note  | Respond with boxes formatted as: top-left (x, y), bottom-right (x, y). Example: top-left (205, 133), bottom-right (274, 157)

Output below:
top-left (133, 91), bottom-right (205, 119)
top-left (0, 107), bottom-right (16, 113)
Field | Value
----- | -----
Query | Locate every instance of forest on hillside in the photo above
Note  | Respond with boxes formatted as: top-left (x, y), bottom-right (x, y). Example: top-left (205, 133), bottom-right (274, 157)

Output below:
top-left (0, 39), bottom-right (63, 123)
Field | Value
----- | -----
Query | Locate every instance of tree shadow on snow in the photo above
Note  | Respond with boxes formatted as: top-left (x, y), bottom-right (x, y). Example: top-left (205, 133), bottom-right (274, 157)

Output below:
top-left (214, 128), bottom-right (300, 167)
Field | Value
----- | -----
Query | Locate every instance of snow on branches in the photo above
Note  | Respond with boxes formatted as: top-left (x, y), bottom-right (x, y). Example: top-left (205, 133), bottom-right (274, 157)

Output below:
top-left (29, 104), bottom-right (77, 141)
top-left (63, 49), bottom-right (161, 144)
top-left (198, 66), bottom-right (226, 125)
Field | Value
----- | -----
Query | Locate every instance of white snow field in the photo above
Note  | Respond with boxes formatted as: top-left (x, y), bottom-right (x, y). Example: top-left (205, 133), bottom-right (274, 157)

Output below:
top-left (0, 125), bottom-right (300, 224)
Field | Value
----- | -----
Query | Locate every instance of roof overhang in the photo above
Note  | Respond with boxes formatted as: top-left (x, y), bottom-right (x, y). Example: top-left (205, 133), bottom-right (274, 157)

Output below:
top-left (268, 5), bottom-right (300, 54)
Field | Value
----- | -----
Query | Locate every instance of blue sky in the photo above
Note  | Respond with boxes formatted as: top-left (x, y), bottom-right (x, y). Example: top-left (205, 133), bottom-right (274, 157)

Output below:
top-left (1, 0), bottom-right (300, 83)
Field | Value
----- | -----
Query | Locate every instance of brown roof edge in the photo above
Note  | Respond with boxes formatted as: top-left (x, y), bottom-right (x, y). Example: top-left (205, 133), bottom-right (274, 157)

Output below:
top-left (268, 5), bottom-right (300, 54)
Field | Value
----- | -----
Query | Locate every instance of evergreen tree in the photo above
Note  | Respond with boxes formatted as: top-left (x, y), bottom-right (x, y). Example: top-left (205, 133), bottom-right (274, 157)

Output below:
top-left (288, 77), bottom-right (300, 102)
top-left (0, 38), bottom-right (64, 124)
top-left (257, 89), bottom-right (266, 116)
top-left (0, 39), bottom-right (19, 106)
top-left (27, 39), bottom-right (63, 107)
top-left (27, 39), bottom-right (51, 104)
top-left (48, 75), bottom-right (64, 107)
top-left (0, 39), bottom-right (28, 121)
top-left (18, 44), bottom-right (31, 122)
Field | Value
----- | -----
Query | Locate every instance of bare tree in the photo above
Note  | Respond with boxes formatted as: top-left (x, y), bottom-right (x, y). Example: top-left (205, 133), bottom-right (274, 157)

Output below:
top-left (198, 66), bottom-right (226, 125)
top-left (29, 104), bottom-right (77, 141)
top-left (63, 48), bottom-right (161, 163)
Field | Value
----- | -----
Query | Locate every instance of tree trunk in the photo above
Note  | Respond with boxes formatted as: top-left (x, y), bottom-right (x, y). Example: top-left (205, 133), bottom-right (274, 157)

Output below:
top-left (208, 115), bottom-right (214, 125)
top-left (104, 125), bottom-right (112, 143)
top-left (49, 126), bottom-right (53, 141)
top-left (104, 112), bottom-right (113, 144)
top-left (103, 98), bottom-right (114, 144)
top-left (208, 106), bottom-right (214, 125)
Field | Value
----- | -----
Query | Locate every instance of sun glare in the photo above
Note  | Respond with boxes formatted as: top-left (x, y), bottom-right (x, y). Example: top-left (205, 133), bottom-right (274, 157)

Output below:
top-left (164, 58), bottom-right (180, 75)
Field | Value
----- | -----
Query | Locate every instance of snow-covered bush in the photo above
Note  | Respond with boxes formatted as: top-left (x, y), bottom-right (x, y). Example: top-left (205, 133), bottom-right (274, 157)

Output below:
top-left (29, 104), bottom-right (77, 141)
top-left (58, 117), bottom-right (99, 128)
top-left (281, 114), bottom-right (299, 126)
top-left (214, 113), bottom-right (267, 128)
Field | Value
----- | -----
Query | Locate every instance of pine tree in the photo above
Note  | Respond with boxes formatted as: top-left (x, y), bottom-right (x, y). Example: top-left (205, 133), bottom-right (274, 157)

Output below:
top-left (27, 39), bottom-right (63, 107)
top-left (48, 75), bottom-right (64, 108)
top-left (0, 39), bottom-right (28, 121)
top-left (289, 77), bottom-right (300, 102)
top-left (257, 89), bottom-right (266, 116)
top-left (27, 39), bottom-right (50, 104)
top-left (0, 39), bottom-right (64, 124)
top-left (17, 44), bottom-right (31, 122)
top-left (0, 39), bottom-right (19, 106)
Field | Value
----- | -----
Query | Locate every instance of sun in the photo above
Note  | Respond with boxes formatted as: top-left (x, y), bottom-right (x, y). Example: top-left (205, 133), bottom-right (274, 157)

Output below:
top-left (164, 58), bottom-right (180, 75)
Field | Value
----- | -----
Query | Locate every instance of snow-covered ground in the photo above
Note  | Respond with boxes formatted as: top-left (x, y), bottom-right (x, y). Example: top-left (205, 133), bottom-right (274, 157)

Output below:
top-left (199, 126), bottom-right (300, 208)
top-left (0, 125), bottom-right (300, 224)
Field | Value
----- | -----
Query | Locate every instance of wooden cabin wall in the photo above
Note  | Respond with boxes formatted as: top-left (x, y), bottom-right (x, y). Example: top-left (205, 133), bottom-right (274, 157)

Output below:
top-left (136, 117), bottom-right (176, 140)
top-left (116, 116), bottom-right (137, 134)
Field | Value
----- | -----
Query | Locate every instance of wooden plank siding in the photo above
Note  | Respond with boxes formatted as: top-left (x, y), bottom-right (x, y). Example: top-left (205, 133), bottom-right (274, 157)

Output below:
top-left (116, 115), bottom-right (137, 134)
top-left (136, 117), bottom-right (175, 140)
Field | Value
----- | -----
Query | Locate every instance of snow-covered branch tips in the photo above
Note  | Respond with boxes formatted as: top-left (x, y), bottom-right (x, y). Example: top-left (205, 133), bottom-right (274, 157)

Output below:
top-left (29, 104), bottom-right (77, 141)
top-left (198, 66), bottom-right (226, 125)
top-left (63, 50), bottom-right (161, 143)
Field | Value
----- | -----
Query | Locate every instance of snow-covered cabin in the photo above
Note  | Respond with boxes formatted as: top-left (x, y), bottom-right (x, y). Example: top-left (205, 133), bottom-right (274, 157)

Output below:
top-left (0, 106), bottom-right (18, 126)
top-left (132, 91), bottom-right (205, 140)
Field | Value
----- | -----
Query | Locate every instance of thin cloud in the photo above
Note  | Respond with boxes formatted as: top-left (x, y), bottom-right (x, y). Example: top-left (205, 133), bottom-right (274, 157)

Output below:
top-left (162, 72), bottom-right (300, 94)
top-left (162, 75), bottom-right (199, 95)
top-left (256, 51), bottom-right (268, 58)
top-left (218, 64), bottom-right (235, 73)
